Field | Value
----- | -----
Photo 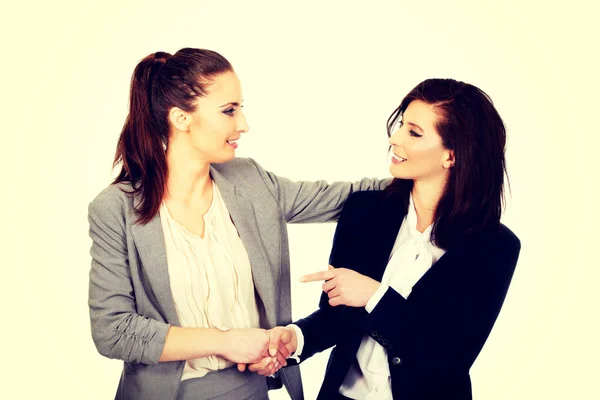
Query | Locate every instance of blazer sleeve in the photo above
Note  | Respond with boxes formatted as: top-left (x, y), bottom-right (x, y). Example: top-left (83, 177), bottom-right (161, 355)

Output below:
top-left (247, 158), bottom-right (391, 223)
top-left (88, 190), bottom-right (170, 365)
top-left (359, 230), bottom-right (521, 370)
top-left (292, 193), bottom-right (365, 361)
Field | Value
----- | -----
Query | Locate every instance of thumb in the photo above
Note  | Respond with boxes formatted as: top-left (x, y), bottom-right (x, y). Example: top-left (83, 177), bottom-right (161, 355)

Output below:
top-left (328, 265), bottom-right (335, 270)
top-left (237, 363), bottom-right (246, 372)
top-left (280, 328), bottom-right (292, 344)
top-left (269, 329), bottom-right (281, 357)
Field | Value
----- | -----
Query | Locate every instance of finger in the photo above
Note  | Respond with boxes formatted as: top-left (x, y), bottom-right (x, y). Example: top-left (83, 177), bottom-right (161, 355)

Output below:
top-left (270, 359), bottom-right (282, 375)
top-left (237, 363), bottom-right (246, 372)
top-left (299, 270), bottom-right (336, 282)
top-left (249, 359), bottom-right (271, 373)
top-left (322, 279), bottom-right (336, 293)
top-left (275, 352), bottom-right (286, 367)
top-left (329, 296), bottom-right (344, 307)
top-left (284, 339), bottom-right (296, 355)
top-left (248, 357), bottom-right (271, 372)
top-left (259, 359), bottom-right (278, 376)
top-left (328, 265), bottom-right (335, 270)
top-left (269, 329), bottom-right (282, 357)
top-left (278, 340), bottom-right (290, 358)
top-left (276, 344), bottom-right (288, 366)
top-left (328, 287), bottom-right (340, 299)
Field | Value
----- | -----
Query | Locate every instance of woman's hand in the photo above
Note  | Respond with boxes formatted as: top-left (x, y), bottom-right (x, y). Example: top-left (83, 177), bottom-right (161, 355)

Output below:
top-left (301, 265), bottom-right (380, 307)
top-left (238, 326), bottom-right (297, 376)
top-left (218, 328), bottom-right (270, 364)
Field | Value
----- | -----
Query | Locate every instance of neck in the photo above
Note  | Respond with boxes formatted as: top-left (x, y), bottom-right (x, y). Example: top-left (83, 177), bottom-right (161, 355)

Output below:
top-left (411, 176), bottom-right (447, 232)
top-left (164, 137), bottom-right (212, 203)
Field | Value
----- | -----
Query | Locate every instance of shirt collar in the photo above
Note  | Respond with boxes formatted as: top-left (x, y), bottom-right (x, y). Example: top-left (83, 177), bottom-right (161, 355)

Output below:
top-left (407, 193), bottom-right (433, 242)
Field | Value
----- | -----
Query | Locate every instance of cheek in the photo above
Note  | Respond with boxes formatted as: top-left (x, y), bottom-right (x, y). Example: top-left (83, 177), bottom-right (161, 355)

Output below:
top-left (407, 143), bottom-right (446, 171)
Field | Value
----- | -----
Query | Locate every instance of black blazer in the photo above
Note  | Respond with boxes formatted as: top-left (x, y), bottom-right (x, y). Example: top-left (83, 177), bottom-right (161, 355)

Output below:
top-left (293, 191), bottom-right (521, 400)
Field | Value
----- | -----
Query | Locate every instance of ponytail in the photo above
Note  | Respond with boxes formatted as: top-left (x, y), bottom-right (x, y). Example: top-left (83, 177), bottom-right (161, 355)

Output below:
top-left (113, 52), bottom-right (171, 224)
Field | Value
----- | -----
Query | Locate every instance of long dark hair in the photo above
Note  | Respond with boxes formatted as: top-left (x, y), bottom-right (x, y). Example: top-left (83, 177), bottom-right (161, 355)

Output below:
top-left (385, 79), bottom-right (508, 249)
top-left (113, 48), bottom-right (233, 224)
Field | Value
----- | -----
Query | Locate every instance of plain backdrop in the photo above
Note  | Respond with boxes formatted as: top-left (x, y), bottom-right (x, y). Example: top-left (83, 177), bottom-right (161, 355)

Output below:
top-left (2, 0), bottom-right (598, 399)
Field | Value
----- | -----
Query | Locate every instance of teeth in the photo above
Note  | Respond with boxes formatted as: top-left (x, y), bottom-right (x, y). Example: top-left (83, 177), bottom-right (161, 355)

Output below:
top-left (227, 139), bottom-right (238, 144)
top-left (392, 154), bottom-right (406, 162)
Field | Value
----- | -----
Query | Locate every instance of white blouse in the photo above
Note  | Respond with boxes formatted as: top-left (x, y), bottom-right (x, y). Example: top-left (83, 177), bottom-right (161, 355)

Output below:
top-left (159, 182), bottom-right (260, 381)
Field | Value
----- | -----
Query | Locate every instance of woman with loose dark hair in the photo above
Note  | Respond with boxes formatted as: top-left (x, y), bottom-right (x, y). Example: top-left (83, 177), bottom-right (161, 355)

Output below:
top-left (256, 79), bottom-right (521, 399)
top-left (88, 47), bottom-right (387, 400)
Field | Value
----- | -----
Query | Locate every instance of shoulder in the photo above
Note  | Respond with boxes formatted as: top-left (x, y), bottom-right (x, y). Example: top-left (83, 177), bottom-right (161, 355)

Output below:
top-left (88, 182), bottom-right (135, 219)
top-left (342, 190), bottom-right (403, 219)
top-left (457, 223), bottom-right (521, 262)
top-left (480, 224), bottom-right (521, 253)
top-left (211, 157), bottom-right (263, 181)
top-left (337, 191), bottom-right (391, 227)
top-left (345, 190), bottom-right (387, 209)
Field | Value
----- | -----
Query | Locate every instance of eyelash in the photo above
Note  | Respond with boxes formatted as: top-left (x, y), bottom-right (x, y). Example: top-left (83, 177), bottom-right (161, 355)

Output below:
top-left (396, 120), bottom-right (422, 137)
top-left (223, 104), bottom-right (244, 116)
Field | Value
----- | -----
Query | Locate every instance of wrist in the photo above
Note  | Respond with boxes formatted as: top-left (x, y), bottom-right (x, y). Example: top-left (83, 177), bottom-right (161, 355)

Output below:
top-left (212, 328), bottom-right (230, 357)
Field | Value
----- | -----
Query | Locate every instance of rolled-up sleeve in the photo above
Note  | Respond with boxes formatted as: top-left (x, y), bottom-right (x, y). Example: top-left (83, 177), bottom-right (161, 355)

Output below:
top-left (88, 191), bottom-right (169, 365)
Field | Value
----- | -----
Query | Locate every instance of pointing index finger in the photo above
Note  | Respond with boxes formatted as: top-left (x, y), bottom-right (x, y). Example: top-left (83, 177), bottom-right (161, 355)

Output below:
top-left (300, 270), bottom-right (336, 282)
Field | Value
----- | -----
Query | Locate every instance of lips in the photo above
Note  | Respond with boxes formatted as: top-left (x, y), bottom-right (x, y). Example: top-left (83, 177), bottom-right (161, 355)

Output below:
top-left (226, 138), bottom-right (239, 150)
top-left (392, 153), bottom-right (407, 163)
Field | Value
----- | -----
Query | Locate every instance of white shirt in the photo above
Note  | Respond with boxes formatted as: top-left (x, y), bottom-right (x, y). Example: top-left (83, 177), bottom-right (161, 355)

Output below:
top-left (159, 182), bottom-right (260, 381)
top-left (291, 195), bottom-right (445, 399)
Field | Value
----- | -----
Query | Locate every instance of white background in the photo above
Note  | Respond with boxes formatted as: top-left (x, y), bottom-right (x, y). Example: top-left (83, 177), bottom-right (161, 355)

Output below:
top-left (2, 0), bottom-right (598, 399)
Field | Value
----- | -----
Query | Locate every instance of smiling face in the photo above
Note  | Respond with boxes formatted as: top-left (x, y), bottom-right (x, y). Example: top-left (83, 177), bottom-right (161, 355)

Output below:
top-left (169, 71), bottom-right (249, 164)
top-left (388, 100), bottom-right (454, 184)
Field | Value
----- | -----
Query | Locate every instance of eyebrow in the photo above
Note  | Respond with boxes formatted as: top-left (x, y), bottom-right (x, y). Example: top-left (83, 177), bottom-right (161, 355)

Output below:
top-left (219, 100), bottom-right (243, 107)
top-left (405, 121), bottom-right (424, 132)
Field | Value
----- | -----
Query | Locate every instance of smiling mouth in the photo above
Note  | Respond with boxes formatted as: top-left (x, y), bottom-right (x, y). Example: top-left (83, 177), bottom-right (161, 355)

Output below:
top-left (226, 138), bottom-right (239, 145)
top-left (392, 153), bottom-right (407, 162)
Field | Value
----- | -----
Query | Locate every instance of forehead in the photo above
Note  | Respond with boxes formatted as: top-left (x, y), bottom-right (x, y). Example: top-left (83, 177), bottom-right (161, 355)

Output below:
top-left (403, 100), bottom-right (439, 132)
top-left (200, 71), bottom-right (242, 104)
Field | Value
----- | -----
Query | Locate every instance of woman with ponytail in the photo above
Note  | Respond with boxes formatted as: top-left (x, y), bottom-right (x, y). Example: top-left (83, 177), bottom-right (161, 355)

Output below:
top-left (88, 48), bottom-right (387, 400)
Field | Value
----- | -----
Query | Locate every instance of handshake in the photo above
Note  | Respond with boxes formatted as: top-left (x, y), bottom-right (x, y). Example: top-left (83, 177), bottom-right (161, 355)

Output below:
top-left (221, 326), bottom-right (298, 377)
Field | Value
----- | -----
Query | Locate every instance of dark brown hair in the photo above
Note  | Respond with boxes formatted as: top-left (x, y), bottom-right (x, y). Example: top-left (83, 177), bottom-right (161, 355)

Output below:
top-left (386, 79), bottom-right (508, 249)
top-left (113, 48), bottom-right (233, 224)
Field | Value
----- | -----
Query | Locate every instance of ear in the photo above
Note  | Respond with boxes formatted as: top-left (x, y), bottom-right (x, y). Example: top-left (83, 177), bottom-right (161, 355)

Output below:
top-left (168, 107), bottom-right (191, 132)
top-left (443, 149), bottom-right (455, 169)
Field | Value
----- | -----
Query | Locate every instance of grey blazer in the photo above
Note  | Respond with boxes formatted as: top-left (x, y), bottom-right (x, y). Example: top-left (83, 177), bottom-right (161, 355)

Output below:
top-left (88, 157), bottom-right (387, 400)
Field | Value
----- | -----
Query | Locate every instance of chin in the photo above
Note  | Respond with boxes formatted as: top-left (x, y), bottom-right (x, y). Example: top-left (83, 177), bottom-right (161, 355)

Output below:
top-left (389, 165), bottom-right (411, 180)
top-left (216, 151), bottom-right (236, 164)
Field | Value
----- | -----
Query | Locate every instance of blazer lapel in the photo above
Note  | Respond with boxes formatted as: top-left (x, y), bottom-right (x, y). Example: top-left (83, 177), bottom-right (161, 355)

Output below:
top-left (369, 192), bottom-right (408, 282)
top-left (211, 167), bottom-right (278, 328)
top-left (130, 213), bottom-right (180, 326)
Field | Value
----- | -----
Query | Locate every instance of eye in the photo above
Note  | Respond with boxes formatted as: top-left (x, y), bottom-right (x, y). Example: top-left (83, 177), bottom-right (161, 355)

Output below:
top-left (409, 130), bottom-right (422, 137)
top-left (223, 108), bottom-right (236, 116)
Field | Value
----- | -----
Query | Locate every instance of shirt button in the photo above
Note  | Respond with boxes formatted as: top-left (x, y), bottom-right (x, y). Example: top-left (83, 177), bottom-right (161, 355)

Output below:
top-left (382, 339), bottom-right (388, 345)
top-left (371, 330), bottom-right (378, 337)
top-left (392, 357), bottom-right (402, 365)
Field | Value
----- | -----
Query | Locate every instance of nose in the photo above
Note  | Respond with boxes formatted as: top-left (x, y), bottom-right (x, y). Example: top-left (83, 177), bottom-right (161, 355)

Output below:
top-left (389, 129), bottom-right (401, 147)
top-left (237, 110), bottom-right (249, 134)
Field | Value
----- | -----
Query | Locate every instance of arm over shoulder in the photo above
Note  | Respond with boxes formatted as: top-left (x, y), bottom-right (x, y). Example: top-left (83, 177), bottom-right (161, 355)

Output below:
top-left (223, 157), bottom-right (390, 223)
